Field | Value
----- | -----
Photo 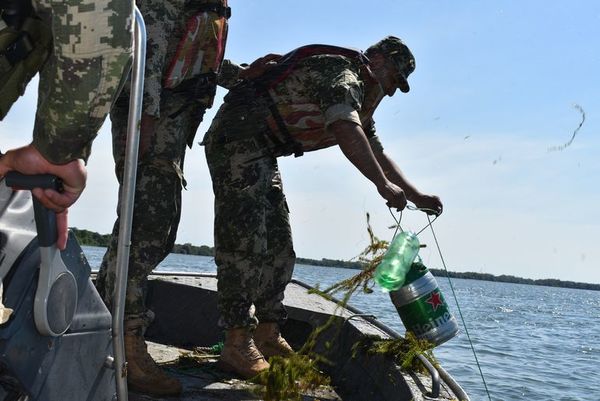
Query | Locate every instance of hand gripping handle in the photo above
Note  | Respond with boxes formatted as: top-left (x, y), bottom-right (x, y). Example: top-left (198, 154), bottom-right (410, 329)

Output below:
top-left (4, 172), bottom-right (75, 336)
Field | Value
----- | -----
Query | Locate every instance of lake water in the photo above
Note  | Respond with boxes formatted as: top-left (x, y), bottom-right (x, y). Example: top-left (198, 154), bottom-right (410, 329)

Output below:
top-left (83, 246), bottom-right (600, 401)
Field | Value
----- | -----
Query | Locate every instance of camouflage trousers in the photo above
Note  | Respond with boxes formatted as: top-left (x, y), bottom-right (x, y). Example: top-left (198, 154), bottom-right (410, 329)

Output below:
top-left (204, 132), bottom-right (296, 330)
top-left (95, 90), bottom-right (205, 332)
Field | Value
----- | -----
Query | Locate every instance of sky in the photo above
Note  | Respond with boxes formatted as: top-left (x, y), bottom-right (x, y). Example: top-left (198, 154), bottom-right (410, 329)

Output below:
top-left (2, 1), bottom-right (599, 284)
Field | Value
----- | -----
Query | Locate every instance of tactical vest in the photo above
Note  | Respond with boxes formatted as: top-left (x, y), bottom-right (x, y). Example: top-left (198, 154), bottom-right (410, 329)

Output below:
top-left (253, 45), bottom-right (376, 158)
top-left (0, 2), bottom-right (52, 120)
top-left (163, 0), bottom-right (230, 109)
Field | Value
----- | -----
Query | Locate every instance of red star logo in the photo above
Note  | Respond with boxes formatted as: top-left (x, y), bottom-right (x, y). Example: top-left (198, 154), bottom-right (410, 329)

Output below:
top-left (426, 291), bottom-right (443, 311)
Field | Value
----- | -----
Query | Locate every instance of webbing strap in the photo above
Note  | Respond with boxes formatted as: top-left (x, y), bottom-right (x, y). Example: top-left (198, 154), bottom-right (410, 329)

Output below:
top-left (265, 45), bottom-right (368, 89)
top-left (250, 45), bottom-right (371, 158)
top-left (0, 31), bottom-right (34, 73)
top-left (266, 102), bottom-right (304, 157)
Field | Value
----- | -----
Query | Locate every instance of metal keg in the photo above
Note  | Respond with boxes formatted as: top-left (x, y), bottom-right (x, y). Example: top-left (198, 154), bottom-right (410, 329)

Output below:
top-left (389, 261), bottom-right (459, 346)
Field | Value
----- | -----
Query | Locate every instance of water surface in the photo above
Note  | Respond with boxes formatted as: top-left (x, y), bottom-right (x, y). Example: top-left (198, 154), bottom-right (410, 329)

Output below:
top-left (83, 246), bottom-right (600, 401)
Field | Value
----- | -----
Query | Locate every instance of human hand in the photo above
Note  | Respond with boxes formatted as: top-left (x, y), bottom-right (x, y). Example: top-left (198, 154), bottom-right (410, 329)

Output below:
top-left (0, 144), bottom-right (87, 250)
top-left (239, 53), bottom-right (281, 80)
top-left (377, 181), bottom-right (408, 210)
top-left (413, 194), bottom-right (443, 216)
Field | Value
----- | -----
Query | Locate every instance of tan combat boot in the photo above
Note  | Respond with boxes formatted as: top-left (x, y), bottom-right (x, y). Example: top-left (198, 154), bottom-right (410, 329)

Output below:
top-left (254, 322), bottom-right (294, 358)
top-left (124, 332), bottom-right (183, 396)
top-left (218, 327), bottom-right (270, 379)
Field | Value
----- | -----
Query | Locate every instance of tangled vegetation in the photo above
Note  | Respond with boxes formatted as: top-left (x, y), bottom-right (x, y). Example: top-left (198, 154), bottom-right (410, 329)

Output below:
top-left (250, 214), bottom-right (436, 400)
top-left (170, 214), bottom-right (437, 400)
top-left (252, 353), bottom-right (331, 401)
top-left (352, 332), bottom-right (436, 373)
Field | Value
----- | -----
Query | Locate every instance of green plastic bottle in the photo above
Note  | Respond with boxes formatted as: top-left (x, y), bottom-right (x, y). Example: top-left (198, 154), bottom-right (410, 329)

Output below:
top-left (374, 231), bottom-right (420, 291)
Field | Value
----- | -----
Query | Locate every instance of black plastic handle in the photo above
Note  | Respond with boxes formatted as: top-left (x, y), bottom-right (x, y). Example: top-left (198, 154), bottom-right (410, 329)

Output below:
top-left (5, 172), bottom-right (63, 247)
top-left (4, 172), bottom-right (63, 192)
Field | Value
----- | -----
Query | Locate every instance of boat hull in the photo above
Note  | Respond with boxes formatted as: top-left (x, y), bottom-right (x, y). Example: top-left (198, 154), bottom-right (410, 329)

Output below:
top-left (144, 273), bottom-right (465, 401)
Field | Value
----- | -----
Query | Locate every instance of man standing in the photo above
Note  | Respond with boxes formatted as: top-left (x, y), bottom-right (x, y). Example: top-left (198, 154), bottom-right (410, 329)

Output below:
top-left (0, 0), bottom-right (132, 249)
top-left (203, 36), bottom-right (443, 379)
top-left (95, 0), bottom-right (235, 396)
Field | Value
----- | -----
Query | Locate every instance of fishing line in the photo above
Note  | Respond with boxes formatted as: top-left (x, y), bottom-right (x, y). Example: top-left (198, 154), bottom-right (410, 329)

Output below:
top-left (388, 205), bottom-right (439, 236)
top-left (387, 207), bottom-right (403, 238)
top-left (387, 206), bottom-right (492, 400)
top-left (425, 214), bottom-right (493, 401)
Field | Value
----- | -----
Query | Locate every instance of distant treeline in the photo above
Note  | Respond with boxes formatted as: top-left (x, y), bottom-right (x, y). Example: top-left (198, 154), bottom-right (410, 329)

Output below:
top-left (72, 228), bottom-right (363, 266)
top-left (71, 228), bottom-right (111, 247)
top-left (71, 228), bottom-right (599, 291)
top-left (427, 270), bottom-right (600, 292)
top-left (296, 257), bottom-right (363, 269)
top-left (71, 228), bottom-right (214, 256)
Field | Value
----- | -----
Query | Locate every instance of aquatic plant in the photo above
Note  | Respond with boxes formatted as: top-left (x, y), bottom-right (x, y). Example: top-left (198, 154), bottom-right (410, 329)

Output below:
top-left (252, 353), bottom-right (330, 401)
top-left (174, 347), bottom-right (220, 369)
top-left (316, 215), bottom-right (438, 372)
top-left (252, 213), bottom-right (439, 399)
top-left (351, 333), bottom-right (437, 373)
top-left (311, 213), bottom-right (388, 298)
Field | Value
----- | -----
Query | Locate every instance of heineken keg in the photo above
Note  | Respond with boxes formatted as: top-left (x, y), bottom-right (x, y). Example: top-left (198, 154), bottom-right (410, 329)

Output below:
top-left (389, 261), bottom-right (459, 346)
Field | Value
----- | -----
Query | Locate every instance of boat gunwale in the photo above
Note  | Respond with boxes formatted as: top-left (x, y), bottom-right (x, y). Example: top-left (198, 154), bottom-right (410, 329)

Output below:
top-left (146, 270), bottom-right (470, 401)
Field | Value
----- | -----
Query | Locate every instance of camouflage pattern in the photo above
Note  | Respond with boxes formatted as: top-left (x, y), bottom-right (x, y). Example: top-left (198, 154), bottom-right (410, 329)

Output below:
top-left (204, 134), bottom-right (295, 329)
top-left (218, 58), bottom-right (244, 89)
top-left (204, 54), bottom-right (382, 158)
top-left (365, 36), bottom-right (415, 93)
top-left (137, 0), bottom-right (182, 118)
top-left (202, 53), bottom-right (386, 329)
top-left (95, 0), bottom-right (236, 331)
top-left (30, 0), bottom-right (133, 164)
top-left (95, 90), bottom-right (194, 330)
top-left (139, 0), bottom-right (229, 117)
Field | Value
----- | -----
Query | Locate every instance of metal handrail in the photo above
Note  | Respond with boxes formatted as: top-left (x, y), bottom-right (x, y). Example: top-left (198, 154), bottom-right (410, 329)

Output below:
top-left (112, 6), bottom-right (146, 401)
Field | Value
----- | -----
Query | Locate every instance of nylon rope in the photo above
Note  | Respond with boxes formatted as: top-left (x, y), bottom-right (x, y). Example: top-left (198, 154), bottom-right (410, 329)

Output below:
top-left (388, 206), bottom-right (493, 401)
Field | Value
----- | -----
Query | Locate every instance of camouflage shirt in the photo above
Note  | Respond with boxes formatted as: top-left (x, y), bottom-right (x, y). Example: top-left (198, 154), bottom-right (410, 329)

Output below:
top-left (207, 54), bottom-right (385, 156)
top-left (31, 0), bottom-right (133, 164)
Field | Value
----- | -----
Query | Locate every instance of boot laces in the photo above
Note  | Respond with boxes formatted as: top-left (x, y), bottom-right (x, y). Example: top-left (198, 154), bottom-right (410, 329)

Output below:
top-left (240, 338), bottom-right (264, 361)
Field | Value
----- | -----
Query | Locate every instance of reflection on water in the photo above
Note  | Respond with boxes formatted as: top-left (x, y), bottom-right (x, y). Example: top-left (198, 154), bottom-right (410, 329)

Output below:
top-left (84, 246), bottom-right (600, 401)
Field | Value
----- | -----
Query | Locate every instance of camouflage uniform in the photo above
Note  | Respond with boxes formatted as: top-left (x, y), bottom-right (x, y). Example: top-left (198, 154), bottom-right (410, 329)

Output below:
top-left (24, 0), bottom-right (132, 163)
top-left (203, 54), bottom-right (388, 330)
top-left (95, 0), bottom-right (237, 331)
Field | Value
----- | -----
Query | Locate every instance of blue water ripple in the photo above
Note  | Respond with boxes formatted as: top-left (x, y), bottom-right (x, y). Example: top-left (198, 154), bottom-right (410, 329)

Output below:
top-left (81, 247), bottom-right (600, 401)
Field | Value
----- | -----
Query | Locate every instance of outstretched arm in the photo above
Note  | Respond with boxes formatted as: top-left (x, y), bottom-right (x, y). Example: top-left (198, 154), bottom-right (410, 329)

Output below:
top-left (329, 120), bottom-right (407, 210)
top-left (372, 146), bottom-right (443, 215)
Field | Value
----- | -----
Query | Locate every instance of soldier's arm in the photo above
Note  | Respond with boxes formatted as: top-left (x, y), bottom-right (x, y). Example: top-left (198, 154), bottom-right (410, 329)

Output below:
top-left (370, 137), bottom-right (443, 215)
top-left (31, 0), bottom-right (132, 164)
top-left (217, 59), bottom-right (244, 89)
top-left (9, 0), bottom-right (132, 249)
top-left (329, 120), bottom-right (407, 210)
top-left (218, 54), bottom-right (282, 89)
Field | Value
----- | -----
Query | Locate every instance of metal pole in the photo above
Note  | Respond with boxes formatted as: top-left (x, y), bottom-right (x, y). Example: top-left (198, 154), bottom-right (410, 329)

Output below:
top-left (113, 7), bottom-right (146, 401)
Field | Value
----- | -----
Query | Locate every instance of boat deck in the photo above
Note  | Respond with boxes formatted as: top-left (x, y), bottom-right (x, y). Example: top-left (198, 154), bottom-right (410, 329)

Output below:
top-left (128, 341), bottom-right (341, 401)
top-left (126, 273), bottom-right (463, 401)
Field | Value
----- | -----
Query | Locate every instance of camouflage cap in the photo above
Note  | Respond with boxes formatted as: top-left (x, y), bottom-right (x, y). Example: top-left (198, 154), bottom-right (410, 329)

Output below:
top-left (367, 36), bottom-right (415, 93)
